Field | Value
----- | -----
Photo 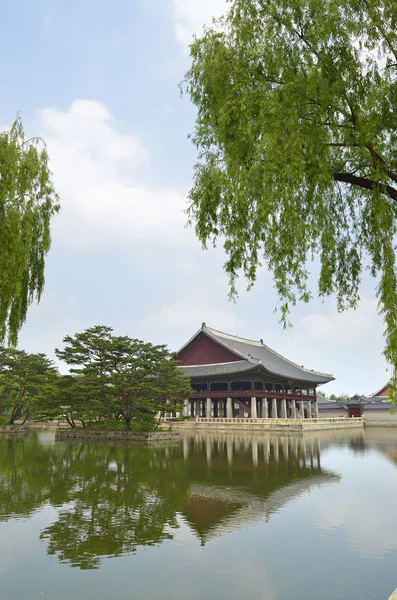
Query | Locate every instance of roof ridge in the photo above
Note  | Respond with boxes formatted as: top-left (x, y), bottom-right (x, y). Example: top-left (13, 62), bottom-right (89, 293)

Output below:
top-left (205, 326), bottom-right (262, 346)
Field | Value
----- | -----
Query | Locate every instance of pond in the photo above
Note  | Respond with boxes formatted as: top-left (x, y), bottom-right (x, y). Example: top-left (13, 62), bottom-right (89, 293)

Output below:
top-left (0, 428), bottom-right (397, 600)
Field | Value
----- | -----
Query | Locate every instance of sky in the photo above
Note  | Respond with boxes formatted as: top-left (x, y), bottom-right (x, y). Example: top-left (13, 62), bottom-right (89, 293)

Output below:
top-left (0, 0), bottom-right (390, 395)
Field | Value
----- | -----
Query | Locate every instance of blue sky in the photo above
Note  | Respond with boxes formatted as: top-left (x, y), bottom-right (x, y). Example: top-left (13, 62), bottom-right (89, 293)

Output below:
top-left (1, 0), bottom-right (389, 395)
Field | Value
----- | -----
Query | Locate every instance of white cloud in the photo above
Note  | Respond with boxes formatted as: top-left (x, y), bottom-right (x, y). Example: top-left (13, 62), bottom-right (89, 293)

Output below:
top-left (38, 99), bottom-right (193, 248)
top-left (172, 0), bottom-right (228, 46)
top-left (146, 299), bottom-right (244, 336)
top-left (302, 297), bottom-right (381, 343)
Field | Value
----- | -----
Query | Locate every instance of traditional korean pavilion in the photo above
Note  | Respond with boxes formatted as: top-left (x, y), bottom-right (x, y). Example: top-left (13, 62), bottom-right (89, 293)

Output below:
top-left (177, 323), bottom-right (334, 419)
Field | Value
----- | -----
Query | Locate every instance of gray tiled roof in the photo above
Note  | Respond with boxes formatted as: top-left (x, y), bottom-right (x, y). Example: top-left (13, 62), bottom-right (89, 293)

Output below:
top-left (179, 360), bottom-right (255, 378)
top-left (339, 394), bottom-right (371, 407)
top-left (364, 402), bottom-right (394, 411)
top-left (185, 325), bottom-right (334, 384)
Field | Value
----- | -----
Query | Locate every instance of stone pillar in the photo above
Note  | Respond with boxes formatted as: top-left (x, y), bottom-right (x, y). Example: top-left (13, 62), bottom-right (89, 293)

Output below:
top-left (206, 398), bottom-right (212, 418)
top-left (300, 400), bottom-right (305, 418)
top-left (182, 399), bottom-right (189, 417)
top-left (281, 398), bottom-right (287, 419)
top-left (226, 397), bottom-right (233, 419)
top-left (196, 400), bottom-right (201, 418)
top-left (291, 400), bottom-right (297, 419)
top-left (272, 398), bottom-right (278, 418)
top-left (307, 400), bottom-right (312, 419)
top-left (262, 398), bottom-right (268, 418)
top-left (251, 397), bottom-right (257, 419)
top-left (314, 400), bottom-right (319, 418)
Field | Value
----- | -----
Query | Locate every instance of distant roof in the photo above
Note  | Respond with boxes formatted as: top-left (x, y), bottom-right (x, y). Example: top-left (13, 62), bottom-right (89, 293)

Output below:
top-left (371, 382), bottom-right (391, 397)
top-left (178, 324), bottom-right (334, 384)
top-left (339, 394), bottom-right (371, 408)
top-left (317, 394), bottom-right (346, 411)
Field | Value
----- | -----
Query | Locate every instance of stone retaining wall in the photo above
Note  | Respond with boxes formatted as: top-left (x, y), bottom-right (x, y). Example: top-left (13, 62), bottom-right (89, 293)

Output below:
top-left (0, 426), bottom-right (29, 433)
top-left (170, 417), bottom-right (364, 432)
top-left (365, 420), bottom-right (397, 427)
top-left (55, 428), bottom-right (180, 444)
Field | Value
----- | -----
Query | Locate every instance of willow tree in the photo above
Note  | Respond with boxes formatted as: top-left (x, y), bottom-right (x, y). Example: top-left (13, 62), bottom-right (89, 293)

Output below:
top-left (0, 116), bottom-right (59, 345)
top-left (184, 0), bottom-right (397, 388)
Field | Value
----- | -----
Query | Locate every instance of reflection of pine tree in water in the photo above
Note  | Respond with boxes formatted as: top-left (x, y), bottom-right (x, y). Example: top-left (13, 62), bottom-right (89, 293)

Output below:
top-left (41, 445), bottom-right (190, 569)
top-left (0, 435), bottom-right (190, 569)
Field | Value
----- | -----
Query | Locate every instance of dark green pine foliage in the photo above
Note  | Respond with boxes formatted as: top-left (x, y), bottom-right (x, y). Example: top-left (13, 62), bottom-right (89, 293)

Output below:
top-left (184, 0), bottom-right (397, 394)
top-left (56, 326), bottom-right (192, 430)
top-left (0, 116), bottom-right (60, 345)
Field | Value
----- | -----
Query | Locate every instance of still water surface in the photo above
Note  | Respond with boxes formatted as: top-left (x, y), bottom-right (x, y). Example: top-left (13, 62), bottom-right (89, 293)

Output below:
top-left (1, 429), bottom-right (397, 599)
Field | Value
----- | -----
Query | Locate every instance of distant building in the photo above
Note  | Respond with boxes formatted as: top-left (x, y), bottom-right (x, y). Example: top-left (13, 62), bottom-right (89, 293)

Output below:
top-left (317, 394), bottom-right (346, 417)
top-left (177, 323), bottom-right (334, 419)
top-left (317, 383), bottom-right (397, 421)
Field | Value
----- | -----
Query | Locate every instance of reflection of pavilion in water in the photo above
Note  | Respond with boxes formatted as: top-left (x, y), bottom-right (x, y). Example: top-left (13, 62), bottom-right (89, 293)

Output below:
top-left (179, 433), bottom-right (340, 545)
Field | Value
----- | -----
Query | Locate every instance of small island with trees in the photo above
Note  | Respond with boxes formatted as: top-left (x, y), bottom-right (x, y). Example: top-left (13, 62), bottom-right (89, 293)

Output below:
top-left (0, 325), bottom-right (192, 436)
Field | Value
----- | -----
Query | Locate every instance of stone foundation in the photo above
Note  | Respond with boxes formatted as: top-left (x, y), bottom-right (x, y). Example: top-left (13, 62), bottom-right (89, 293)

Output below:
top-left (55, 428), bottom-right (180, 444)
top-left (170, 417), bottom-right (364, 432)
top-left (0, 426), bottom-right (29, 433)
top-left (365, 420), bottom-right (397, 427)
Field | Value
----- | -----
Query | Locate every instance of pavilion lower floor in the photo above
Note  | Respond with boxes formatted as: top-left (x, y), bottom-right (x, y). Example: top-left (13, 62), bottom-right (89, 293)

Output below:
top-left (181, 397), bottom-right (319, 419)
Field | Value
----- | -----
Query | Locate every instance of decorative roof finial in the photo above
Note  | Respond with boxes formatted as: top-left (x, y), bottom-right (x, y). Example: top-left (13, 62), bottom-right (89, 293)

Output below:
top-left (202, 322), bottom-right (206, 329)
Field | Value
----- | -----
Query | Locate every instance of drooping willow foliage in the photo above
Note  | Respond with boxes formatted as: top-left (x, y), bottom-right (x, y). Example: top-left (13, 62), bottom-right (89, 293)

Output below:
top-left (0, 116), bottom-right (60, 345)
top-left (184, 0), bottom-right (397, 393)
